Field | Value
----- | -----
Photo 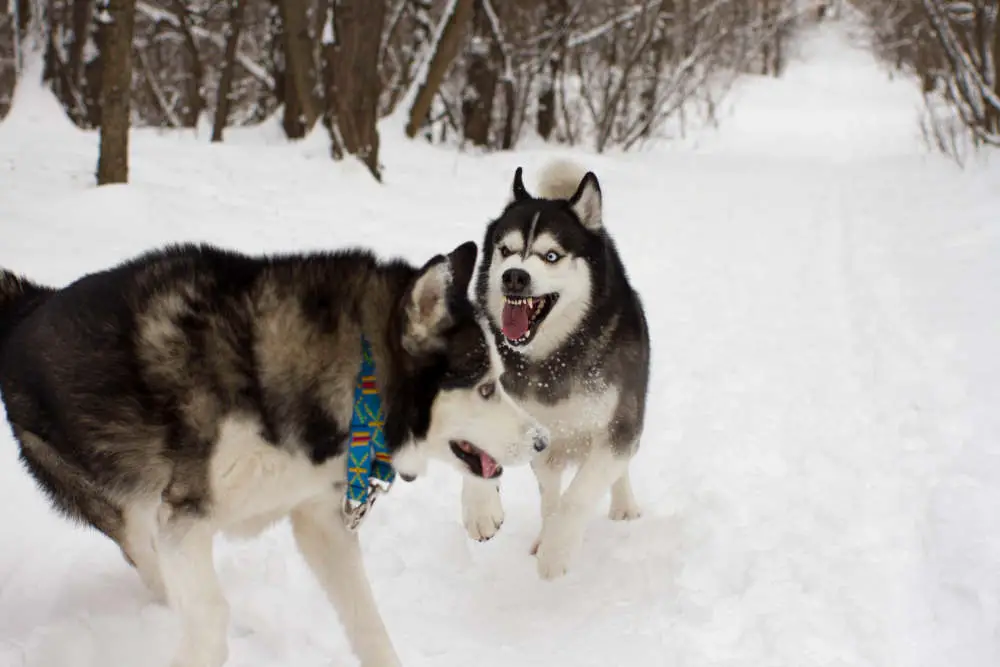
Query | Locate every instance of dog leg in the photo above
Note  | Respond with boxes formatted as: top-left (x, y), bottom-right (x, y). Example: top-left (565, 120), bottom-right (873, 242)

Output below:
top-left (121, 501), bottom-right (167, 603)
top-left (291, 497), bottom-right (401, 667)
top-left (608, 466), bottom-right (642, 521)
top-left (156, 511), bottom-right (229, 667)
top-left (529, 455), bottom-right (564, 556)
top-left (461, 476), bottom-right (504, 541)
top-left (535, 446), bottom-right (627, 580)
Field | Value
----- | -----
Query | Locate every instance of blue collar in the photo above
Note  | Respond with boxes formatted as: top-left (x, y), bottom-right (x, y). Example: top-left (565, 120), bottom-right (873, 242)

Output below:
top-left (342, 335), bottom-right (395, 531)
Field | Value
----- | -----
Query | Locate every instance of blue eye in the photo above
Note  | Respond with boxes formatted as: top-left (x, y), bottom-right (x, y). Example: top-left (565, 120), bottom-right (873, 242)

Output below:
top-left (543, 251), bottom-right (561, 263)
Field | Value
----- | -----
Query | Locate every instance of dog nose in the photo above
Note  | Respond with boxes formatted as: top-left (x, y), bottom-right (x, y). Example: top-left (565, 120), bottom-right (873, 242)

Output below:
top-left (502, 268), bottom-right (531, 294)
top-left (531, 427), bottom-right (550, 453)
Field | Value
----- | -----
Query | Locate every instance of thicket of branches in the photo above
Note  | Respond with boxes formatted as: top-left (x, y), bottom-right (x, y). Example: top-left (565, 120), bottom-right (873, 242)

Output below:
top-left (859, 0), bottom-right (1000, 154)
top-left (1, 0), bottom-right (809, 183)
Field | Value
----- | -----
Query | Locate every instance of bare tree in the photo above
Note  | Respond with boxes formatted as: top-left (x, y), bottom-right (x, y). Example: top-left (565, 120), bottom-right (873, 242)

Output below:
top-left (536, 0), bottom-right (570, 141)
top-left (405, 0), bottom-right (474, 139)
top-left (860, 0), bottom-right (1000, 152)
top-left (278, 0), bottom-right (319, 138)
top-left (169, 1), bottom-right (206, 128)
top-left (2, 0), bottom-right (848, 159)
top-left (920, 0), bottom-right (1000, 144)
top-left (212, 0), bottom-right (247, 142)
top-left (380, 0), bottom-right (434, 116)
top-left (1, 1), bottom-right (32, 120)
top-left (461, 0), bottom-right (500, 147)
top-left (324, 0), bottom-right (388, 180)
top-left (96, 0), bottom-right (137, 185)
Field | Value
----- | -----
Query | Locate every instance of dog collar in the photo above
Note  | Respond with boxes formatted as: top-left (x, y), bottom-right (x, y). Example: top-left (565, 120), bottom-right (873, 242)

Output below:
top-left (342, 334), bottom-right (395, 531)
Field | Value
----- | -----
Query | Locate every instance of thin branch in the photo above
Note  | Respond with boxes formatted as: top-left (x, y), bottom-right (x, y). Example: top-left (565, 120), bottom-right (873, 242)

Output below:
top-left (136, 0), bottom-right (275, 91)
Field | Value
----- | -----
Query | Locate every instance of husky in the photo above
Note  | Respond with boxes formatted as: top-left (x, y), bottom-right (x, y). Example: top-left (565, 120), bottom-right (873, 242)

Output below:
top-left (460, 159), bottom-right (650, 580)
top-left (0, 241), bottom-right (549, 667)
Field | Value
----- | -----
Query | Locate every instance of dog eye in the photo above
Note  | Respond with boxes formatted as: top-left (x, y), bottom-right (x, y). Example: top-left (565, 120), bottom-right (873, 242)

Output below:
top-left (543, 251), bottom-right (562, 263)
top-left (498, 246), bottom-right (514, 258)
top-left (478, 382), bottom-right (496, 399)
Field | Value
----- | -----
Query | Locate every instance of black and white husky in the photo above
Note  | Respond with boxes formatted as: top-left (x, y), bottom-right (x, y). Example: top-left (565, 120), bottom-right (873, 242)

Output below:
top-left (461, 159), bottom-right (651, 580)
top-left (0, 241), bottom-right (549, 667)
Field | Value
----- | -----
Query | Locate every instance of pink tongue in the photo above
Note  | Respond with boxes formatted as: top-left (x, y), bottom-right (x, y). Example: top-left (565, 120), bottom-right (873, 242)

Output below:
top-left (501, 303), bottom-right (530, 340)
top-left (479, 452), bottom-right (498, 478)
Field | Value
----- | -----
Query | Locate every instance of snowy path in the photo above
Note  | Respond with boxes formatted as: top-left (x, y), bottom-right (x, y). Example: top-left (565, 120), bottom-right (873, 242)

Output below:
top-left (2, 18), bottom-right (999, 667)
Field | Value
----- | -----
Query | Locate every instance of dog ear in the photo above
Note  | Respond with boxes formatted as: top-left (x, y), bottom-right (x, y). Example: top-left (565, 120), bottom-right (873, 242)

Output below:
top-left (403, 257), bottom-right (450, 355)
top-left (509, 167), bottom-right (531, 203)
top-left (402, 242), bottom-right (478, 355)
top-left (447, 241), bottom-right (478, 297)
top-left (568, 172), bottom-right (602, 232)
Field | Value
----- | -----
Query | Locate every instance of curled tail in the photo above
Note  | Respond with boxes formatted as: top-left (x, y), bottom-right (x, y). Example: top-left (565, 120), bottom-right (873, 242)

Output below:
top-left (0, 269), bottom-right (53, 348)
top-left (535, 158), bottom-right (592, 200)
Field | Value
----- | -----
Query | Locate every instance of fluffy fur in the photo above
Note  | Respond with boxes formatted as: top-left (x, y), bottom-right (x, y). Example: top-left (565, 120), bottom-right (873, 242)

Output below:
top-left (0, 240), bottom-right (549, 667)
top-left (462, 160), bottom-right (651, 580)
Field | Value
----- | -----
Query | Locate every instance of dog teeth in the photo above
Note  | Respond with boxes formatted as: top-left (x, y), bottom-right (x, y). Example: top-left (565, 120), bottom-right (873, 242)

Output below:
top-left (504, 296), bottom-right (543, 307)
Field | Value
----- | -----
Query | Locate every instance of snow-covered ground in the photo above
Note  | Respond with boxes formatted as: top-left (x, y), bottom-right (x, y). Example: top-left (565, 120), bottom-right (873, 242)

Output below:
top-left (2, 17), bottom-right (999, 667)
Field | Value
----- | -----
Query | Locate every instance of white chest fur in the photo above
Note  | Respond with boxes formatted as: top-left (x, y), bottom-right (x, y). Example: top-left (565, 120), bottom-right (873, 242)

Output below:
top-left (208, 416), bottom-right (346, 538)
top-left (517, 387), bottom-right (619, 462)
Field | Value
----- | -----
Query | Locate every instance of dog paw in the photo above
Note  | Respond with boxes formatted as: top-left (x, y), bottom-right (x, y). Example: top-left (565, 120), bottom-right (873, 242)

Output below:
top-left (533, 525), bottom-right (578, 580)
top-left (535, 539), bottom-right (571, 581)
top-left (462, 483), bottom-right (504, 542)
top-left (608, 502), bottom-right (642, 521)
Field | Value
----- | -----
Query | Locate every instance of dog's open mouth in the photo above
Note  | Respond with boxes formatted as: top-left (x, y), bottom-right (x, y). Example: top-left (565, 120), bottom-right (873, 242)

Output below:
top-left (501, 294), bottom-right (558, 346)
top-left (450, 440), bottom-right (503, 479)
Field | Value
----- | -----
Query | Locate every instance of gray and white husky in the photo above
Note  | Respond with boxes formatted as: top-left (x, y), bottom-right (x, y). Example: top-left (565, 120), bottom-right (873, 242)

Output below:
top-left (461, 159), bottom-right (651, 580)
top-left (0, 240), bottom-right (548, 667)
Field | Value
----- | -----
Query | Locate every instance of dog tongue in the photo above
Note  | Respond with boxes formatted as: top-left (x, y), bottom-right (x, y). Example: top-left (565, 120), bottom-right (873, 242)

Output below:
top-left (480, 452), bottom-right (499, 478)
top-left (502, 302), bottom-right (530, 340)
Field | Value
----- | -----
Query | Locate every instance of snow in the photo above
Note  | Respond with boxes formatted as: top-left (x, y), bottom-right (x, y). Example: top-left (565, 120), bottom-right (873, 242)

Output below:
top-left (2, 17), bottom-right (1000, 667)
top-left (321, 8), bottom-right (335, 46)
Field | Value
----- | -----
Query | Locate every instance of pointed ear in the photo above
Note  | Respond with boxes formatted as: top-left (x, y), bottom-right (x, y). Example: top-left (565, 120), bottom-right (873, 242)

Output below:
top-left (447, 240), bottom-right (478, 298)
top-left (509, 166), bottom-right (531, 204)
top-left (402, 242), bottom-right (479, 355)
top-left (568, 172), bottom-right (602, 232)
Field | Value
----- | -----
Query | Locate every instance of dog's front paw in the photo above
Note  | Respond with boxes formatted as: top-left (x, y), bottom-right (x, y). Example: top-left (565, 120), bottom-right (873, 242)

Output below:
top-left (608, 500), bottom-right (642, 521)
top-left (535, 537), bottom-right (571, 581)
top-left (534, 521), bottom-right (582, 581)
top-left (462, 480), bottom-right (504, 542)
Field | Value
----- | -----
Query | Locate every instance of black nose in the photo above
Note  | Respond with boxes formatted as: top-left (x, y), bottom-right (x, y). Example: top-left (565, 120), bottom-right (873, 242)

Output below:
top-left (502, 268), bottom-right (531, 294)
top-left (533, 432), bottom-right (549, 453)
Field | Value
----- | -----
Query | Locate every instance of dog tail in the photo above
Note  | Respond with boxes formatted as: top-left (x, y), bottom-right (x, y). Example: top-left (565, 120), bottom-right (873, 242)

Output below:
top-left (536, 158), bottom-right (591, 200)
top-left (0, 269), bottom-right (53, 349)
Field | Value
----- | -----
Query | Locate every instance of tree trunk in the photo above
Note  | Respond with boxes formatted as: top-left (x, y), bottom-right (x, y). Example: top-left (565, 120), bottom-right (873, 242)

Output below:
top-left (536, 0), bottom-right (569, 141)
top-left (5, 0), bottom-right (29, 81)
top-left (96, 0), bottom-right (136, 186)
top-left (324, 0), bottom-right (388, 180)
top-left (639, 37), bottom-right (665, 140)
top-left (406, 0), bottom-right (475, 138)
top-left (462, 0), bottom-right (499, 147)
top-left (499, 77), bottom-right (515, 149)
top-left (69, 0), bottom-right (95, 95)
top-left (988, 1), bottom-right (1000, 133)
top-left (279, 0), bottom-right (318, 138)
top-left (212, 0), bottom-right (247, 143)
top-left (172, 0), bottom-right (205, 128)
